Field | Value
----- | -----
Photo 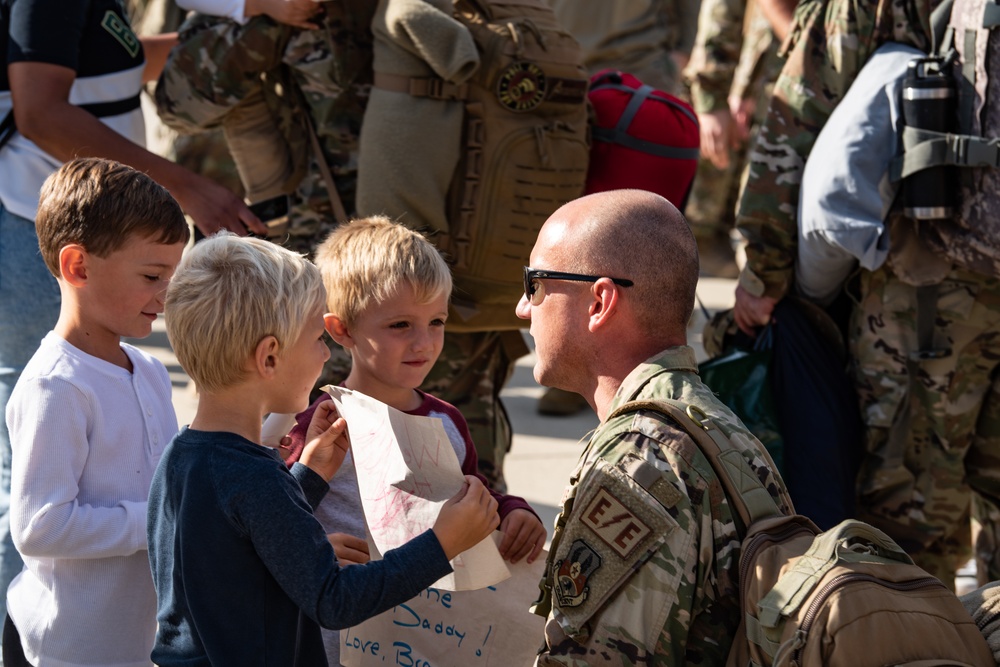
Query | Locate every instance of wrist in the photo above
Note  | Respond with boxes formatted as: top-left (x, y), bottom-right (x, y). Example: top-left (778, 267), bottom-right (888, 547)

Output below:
top-left (243, 0), bottom-right (261, 17)
top-left (431, 526), bottom-right (458, 561)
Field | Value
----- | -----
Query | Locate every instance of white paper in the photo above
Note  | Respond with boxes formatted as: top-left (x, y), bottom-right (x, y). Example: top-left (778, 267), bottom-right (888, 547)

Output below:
top-left (261, 412), bottom-right (297, 447)
top-left (325, 386), bottom-right (510, 591)
top-left (341, 542), bottom-right (547, 667)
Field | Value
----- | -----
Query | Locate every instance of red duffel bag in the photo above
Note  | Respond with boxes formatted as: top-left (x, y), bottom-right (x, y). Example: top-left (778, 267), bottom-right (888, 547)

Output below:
top-left (586, 69), bottom-right (700, 209)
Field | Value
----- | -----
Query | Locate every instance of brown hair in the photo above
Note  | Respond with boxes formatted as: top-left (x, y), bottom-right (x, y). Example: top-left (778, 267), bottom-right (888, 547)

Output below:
top-left (35, 157), bottom-right (189, 277)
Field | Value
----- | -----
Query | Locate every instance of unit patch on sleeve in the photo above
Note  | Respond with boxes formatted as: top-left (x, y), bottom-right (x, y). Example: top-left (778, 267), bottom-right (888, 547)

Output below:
top-left (555, 539), bottom-right (602, 608)
top-left (581, 486), bottom-right (652, 558)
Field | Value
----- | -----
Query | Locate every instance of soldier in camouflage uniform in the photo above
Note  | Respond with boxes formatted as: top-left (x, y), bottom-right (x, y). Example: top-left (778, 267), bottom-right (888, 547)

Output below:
top-left (156, 5), bottom-right (518, 491)
top-left (731, 0), bottom-right (1000, 588)
top-left (518, 189), bottom-right (791, 665)
top-left (540, 0), bottom-right (701, 417)
top-left (684, 0), bottom-right (784, 278)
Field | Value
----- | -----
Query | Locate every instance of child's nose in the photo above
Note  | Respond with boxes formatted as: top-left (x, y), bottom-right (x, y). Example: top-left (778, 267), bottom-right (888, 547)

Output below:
top-left (412, 328), bottom-right (433, 351)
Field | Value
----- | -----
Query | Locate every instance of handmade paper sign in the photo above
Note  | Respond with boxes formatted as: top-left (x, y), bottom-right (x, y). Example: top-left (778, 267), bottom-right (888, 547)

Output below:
top-left (325, 385), bottom-right (509, 591)
top-left (340, 541), bottom-right (547, 667)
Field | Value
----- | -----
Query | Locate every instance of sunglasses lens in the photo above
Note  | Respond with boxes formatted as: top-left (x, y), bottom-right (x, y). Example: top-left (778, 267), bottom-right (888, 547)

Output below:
top-left (529, 279), bottom-right (544, 305)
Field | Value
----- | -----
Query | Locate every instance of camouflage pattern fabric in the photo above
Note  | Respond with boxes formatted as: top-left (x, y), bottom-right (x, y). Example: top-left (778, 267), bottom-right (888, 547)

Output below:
top-left (686, 0), bottom-right (746, 115)
top-left (155, 3), bottom-right (373, 252)
top-left (850, 263), bottom-right (1000, 588)
top-left (685, 150), bottom-right (744, 239)
top-left (129, 0), bottom-right (243, 196)
top-left (735, 0), bottom-right (938, 300)
top-left (685, 0), bottom-right (780, 239)
top-left (534, 346), bottom-right (791, 665)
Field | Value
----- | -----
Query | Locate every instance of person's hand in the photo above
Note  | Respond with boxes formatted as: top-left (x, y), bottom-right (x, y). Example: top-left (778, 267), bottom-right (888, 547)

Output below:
top-left (728, 95), bottom-right (756, 143)
top-left (433, 476), bottom-right (499, 560)
top-left (328, 533), bottom-right (370, 566)
top-left (172, 171), bottom-right (266, 237)
top-left (733, 284), bottom-right (779, 336)
top-left (498, 509), bottom-right (546, 564)
top-left (299, 401), bottom-right (349, 481)
top-left (245, 0), bottom-right (321, 29)
top-left (698, 109), bottom-right (735, 170)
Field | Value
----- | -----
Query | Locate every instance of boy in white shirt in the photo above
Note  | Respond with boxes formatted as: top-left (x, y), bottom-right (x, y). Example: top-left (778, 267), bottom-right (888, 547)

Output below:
top-left (3, 157), bottom-right (190, 666)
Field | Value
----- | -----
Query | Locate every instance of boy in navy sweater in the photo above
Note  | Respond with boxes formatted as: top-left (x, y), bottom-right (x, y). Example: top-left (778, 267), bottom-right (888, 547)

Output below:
top-left (147, 233), bottom-right (499, 666)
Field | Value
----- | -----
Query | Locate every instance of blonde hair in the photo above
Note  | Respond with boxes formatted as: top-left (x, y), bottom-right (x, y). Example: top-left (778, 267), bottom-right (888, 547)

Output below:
top-left (165, 233), bottom-right (327, 393)
top-left (36, 157), bottom-right (189, 277)
top-left (313, 216), bottom-right (452, 325)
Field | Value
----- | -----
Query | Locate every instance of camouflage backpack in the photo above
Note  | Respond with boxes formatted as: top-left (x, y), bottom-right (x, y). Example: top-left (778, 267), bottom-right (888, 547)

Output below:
top-left (365, 0), bottom-right (590, 332)
top-left (607, 398), bottom-right (994, 667)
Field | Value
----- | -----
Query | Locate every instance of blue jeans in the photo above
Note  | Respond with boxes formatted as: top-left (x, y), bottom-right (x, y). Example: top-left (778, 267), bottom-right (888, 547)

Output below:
top-left (0, 203), bottom-right (60, 638)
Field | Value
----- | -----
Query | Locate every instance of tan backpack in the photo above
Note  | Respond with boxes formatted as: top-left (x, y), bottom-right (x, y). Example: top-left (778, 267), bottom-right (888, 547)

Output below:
top-left (370, 0), bottom-right (590, 332)
top-left (608, 398), bottom-right (995, 667)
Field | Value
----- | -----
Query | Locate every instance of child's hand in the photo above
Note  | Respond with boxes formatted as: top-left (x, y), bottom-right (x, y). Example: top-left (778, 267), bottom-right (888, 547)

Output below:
top-left (432, 476), bottom-right (499, 560)
top-left (498, 509), bottom-right (546, 564)
top-left (299, 401), bottom-right (349, 482)
top-left (245, 0), bottom-right (321, 29)
top-left (327, 533), bottom-right (370, 566)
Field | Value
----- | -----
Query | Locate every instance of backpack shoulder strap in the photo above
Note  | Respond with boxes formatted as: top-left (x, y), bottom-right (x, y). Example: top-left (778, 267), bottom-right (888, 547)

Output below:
top-left (607, 398), bottom-right (782, 533)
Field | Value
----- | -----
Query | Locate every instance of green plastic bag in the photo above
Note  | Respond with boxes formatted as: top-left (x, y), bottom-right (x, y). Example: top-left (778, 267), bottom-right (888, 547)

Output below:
top-left (698, 325), bottom-right (784, 474)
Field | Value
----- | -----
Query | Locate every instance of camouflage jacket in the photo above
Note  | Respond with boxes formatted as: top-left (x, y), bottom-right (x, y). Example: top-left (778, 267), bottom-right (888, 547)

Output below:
top-left (735, 0), bottom-right (938, 300)
top-left (687, 0), bottom-right (748, 113)
top-left (156, 1), bottom-right (375, 256)
top-left (534, 346), bottom-right (792, 666)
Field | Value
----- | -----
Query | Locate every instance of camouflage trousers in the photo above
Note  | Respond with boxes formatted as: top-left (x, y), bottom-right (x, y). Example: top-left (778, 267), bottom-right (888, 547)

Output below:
top-left (315, 329), bottom-right (528, 493)
top-left (850, 263), bottom-right (1000, 588)
top-left (684, 148), bottom-right (747, 240)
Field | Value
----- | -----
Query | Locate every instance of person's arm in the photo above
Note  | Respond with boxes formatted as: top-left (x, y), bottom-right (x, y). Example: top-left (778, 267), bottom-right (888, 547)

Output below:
top-left (686, 0), bottom-right (746, 169)
top-left (8, 62), bottom-right (265, 236)
top-left (733, 0), bottom-right (897, 332)
top-left (8, 377), bottom-right (147, 559)
top-left (758, 0), bottom-right (797, 40)
top-left (537, 435), bottom-right (727, 665)
top-left (140, 33), bottom-right (178, 84)
top-left (239, 462), bottom-right (499, 629)
top-left (686, 0), bottom-right (746, 115)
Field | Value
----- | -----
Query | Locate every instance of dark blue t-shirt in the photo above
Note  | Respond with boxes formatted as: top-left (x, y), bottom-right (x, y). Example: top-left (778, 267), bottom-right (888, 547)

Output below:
top-left (147, 428), bottom-right (453, 666)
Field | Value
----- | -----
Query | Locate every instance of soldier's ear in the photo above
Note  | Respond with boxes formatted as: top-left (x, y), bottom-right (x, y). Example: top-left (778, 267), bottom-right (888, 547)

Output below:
top-left (325, 314), bottom-right (354, 348)
top-left (587, 278), bottom-right (619, 333)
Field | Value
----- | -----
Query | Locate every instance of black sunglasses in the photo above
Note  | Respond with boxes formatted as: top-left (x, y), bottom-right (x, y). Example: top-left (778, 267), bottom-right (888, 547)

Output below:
top-left (523, 267), bottom-right (634, 305)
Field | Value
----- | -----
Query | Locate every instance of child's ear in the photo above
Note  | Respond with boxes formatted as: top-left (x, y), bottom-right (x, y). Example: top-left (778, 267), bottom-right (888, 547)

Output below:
top-left (59, 245), bottom-right (88, 287)
top-left (254, 335), bottom-right (281, 378)
top-left (324, 314), bottom-right (354, 349)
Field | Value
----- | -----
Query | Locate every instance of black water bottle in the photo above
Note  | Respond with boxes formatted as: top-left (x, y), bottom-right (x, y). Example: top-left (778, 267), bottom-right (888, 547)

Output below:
top-left (901, 56), bottom-right (957, 220)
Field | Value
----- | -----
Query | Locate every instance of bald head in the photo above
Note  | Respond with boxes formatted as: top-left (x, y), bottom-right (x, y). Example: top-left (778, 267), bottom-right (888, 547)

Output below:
top-left (541, 189), bottom-right (699, 340)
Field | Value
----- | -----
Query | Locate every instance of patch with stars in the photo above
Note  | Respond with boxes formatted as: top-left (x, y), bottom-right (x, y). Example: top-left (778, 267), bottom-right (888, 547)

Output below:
top-left (555, 539), bottom-right (602, 608)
